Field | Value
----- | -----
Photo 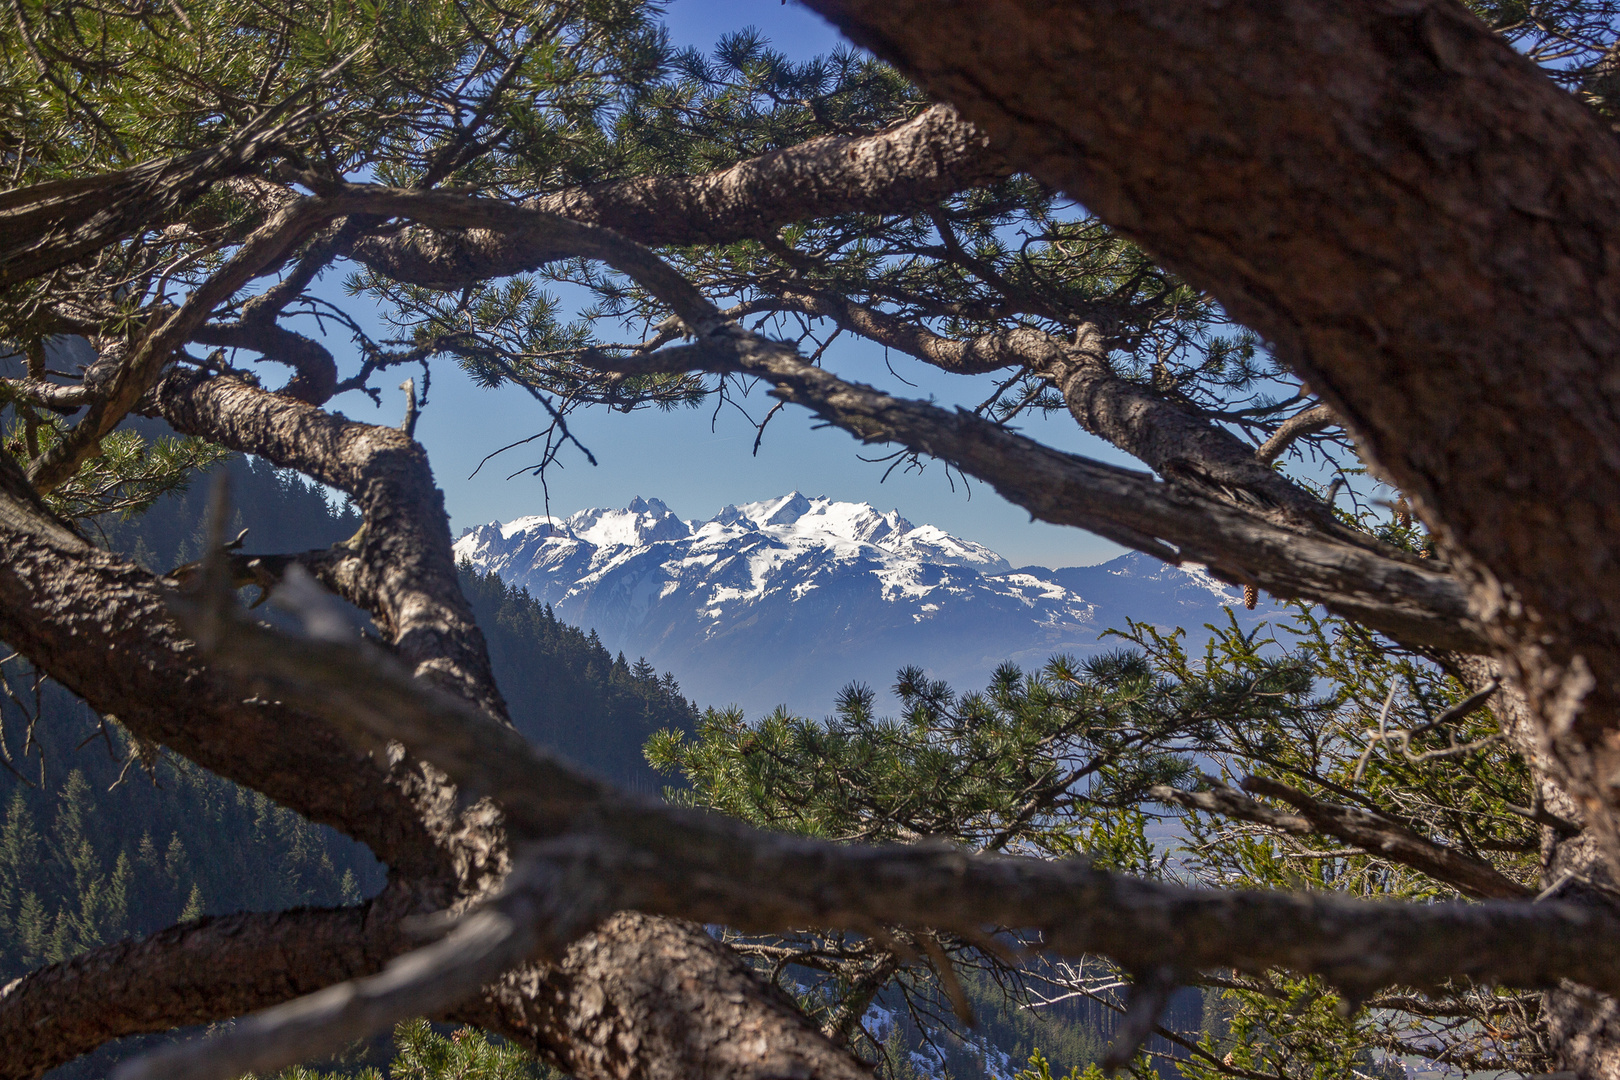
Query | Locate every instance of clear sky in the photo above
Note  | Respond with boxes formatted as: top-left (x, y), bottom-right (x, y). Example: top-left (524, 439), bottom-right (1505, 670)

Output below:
top-left (331, 1), bottom-right (1134, 570)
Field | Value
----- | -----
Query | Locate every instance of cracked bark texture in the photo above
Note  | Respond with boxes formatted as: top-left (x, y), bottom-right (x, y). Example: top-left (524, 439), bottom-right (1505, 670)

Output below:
top-left (0, 902), bottom-right (408, 1075)
top-left (797, 0), bottom-right (1620, 827)
top-left (148, 368), bottom-right (507, 725)
top-left (461, 912), bottom-right (868, 1080)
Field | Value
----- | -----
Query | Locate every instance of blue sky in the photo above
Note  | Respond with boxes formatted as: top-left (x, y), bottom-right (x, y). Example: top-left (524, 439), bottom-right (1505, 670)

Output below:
top-left (338, 1), bottom-right (1135, 570)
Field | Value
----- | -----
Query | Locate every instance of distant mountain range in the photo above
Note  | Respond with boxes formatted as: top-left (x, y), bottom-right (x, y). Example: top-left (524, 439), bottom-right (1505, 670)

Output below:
top-left (454, 493), bottom-right (1270, 716)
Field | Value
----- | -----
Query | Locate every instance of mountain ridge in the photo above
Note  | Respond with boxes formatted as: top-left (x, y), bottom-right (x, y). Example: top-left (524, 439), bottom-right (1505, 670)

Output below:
top-left (454, 493), bottom-right (1262, 716)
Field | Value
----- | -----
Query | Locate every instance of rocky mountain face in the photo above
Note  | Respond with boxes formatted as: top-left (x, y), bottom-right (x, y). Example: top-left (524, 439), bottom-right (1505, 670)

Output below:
top-left (453, 493), bottom-right (1260, 717)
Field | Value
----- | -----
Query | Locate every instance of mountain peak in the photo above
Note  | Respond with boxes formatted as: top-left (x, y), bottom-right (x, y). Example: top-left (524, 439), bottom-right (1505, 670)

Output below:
top-left (564, 496), bottom-right (689, 548)
top-left (756, 491), bottom-right (813, 526)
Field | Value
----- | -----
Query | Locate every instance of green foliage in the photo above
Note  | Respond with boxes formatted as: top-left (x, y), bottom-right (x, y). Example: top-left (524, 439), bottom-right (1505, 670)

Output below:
top-left (264, 1019), bottom-right (560, 1080)
top-left (651, 599), bottom-right (1549, 1076)
top-left (385, 1019), bottom-right (556, 1080)
top-left (1013, 1047), bottom-right (1107, 1080)
top-left (1116, 608), bottom-right (1537, 901)
top-left (3, 417), bottom-right (231, 522)
top-left (1111, 608), bottom-right (1541, 1075)
top-left (648, 657), bottom-right (1199, 862)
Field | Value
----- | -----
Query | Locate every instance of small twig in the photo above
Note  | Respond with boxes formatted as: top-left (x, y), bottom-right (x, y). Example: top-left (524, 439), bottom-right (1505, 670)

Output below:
top-left (398, 377), bottom-right (419, 438)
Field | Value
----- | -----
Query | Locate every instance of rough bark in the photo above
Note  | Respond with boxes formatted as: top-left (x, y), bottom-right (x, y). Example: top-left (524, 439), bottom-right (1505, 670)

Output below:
top-left (0, 452), bottom-right (460, 884)
top-left (463, 912), bottom-right (871, 1080)
top-left (0, 109), bottom-right (302, 287)
top-left (764, 291), bottom-right (1340, 529)
top-left (796, 0), bottom-right (1620, 831)
top-left (0, 392), bottom-right (872, 1080)
top-left (0, 901), bottom-right (408, 1080)
top-left (147, 368), bottom-right (507, 723)
top-left (199, 606), bottom-right (1620, 1012)
top-left (348, 104), bottom-right (1009, 287)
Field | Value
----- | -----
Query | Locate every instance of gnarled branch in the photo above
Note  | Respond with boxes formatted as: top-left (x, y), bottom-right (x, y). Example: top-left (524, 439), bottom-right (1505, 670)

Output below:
top-left (136, 586), bottom-right (1620, 1080)
top-left (349, 103), bottom-right (1009, 287)
top-left (0, 901), bottom-right (405, 1080)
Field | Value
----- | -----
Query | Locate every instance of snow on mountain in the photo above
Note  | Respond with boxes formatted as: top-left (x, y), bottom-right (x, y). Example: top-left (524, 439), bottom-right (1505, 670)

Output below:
top-left (454, 493), bottom-right (1262, 715)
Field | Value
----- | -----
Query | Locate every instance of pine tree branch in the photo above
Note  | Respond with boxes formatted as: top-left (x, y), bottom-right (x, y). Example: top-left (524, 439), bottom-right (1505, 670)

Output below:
top-left (349, 104), bottom-right (1009, 287)
top-left (141, 580), bottom-right (1620, 1080)
top-left (1150, 778), bottom-right (1534, 901)
top-left (0, 902), bottom-right (403, 1080)
top-left (147, 368), bottom-right (508, 722)
top-left (0, 425), bottom-right (874, 1080)
top-left (793, 0), bottom-right (1620, 835)
top-left (112, 892), bottom-right (540, 1080)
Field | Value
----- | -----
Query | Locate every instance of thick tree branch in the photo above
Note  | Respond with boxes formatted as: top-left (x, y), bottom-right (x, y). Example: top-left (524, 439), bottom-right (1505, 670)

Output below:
top-left (115, 890), bottom-right (541, 1080)
top-left (189, 321), bottom-right (338, 406)
top-left (0, 378), bottom-right (90, 412)
top-left (1, 442), bottom-right (874, 1080)
top-left (1256, 404), bottom-right (1338, 466)
top-left (0, 901), bottom-right (406, 1080)
top-left (586, 328), bottom-right (1487, 654)
top-left (758, 292), bottom-right (1342, 529)
top-left (349, 104), bottom-right (1009, 287)
top-left (0, 107), bottom-right (308, 287)
top-left (147, 369), bottom-right (507, 721)
top-left (1151, 778), bottom-right (1533, 901)
top-left (459, 910), bottom-right (871, 1080)
top-left (0, 452), bottom-right (457, 881)
top-left (795, 0), bottom-right (1620, 813)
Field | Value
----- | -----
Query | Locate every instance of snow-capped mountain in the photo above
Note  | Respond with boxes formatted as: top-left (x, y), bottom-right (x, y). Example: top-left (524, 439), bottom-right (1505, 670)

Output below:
top-left (454, 493), bottom-right (1259, 715)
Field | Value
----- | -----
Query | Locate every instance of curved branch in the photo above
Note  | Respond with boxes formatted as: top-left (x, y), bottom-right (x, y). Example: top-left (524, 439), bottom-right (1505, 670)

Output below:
top-left (758, 292), bottom-right (1342, 529)
top-left (0, 107), bottom-right (308, 287)
top-left (0, 378), bottom-right (90, 412)
top-left (27, 197), bottom-right (341, 493)
top-left (460, 911), bottom-right (871, 1080)
top-left (1257, 404), bottom-right (1338, 466)
top-left (587, 329), bottom-right (1487, 654)
top-left (147, 369), bottom-right (507, 721)
top-left (349, 104), bottom-right (1010, 287)
top-left (1, 453), bottom-right (872, 1080)
top-left (189, 321), bottom-right (338, 406)
top-left (114, 892), bottom-right (539, 1080)
top-left (0, 452), bottom-right (456, 881)
top-left (0, 902), bottom-right (404, 1080)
